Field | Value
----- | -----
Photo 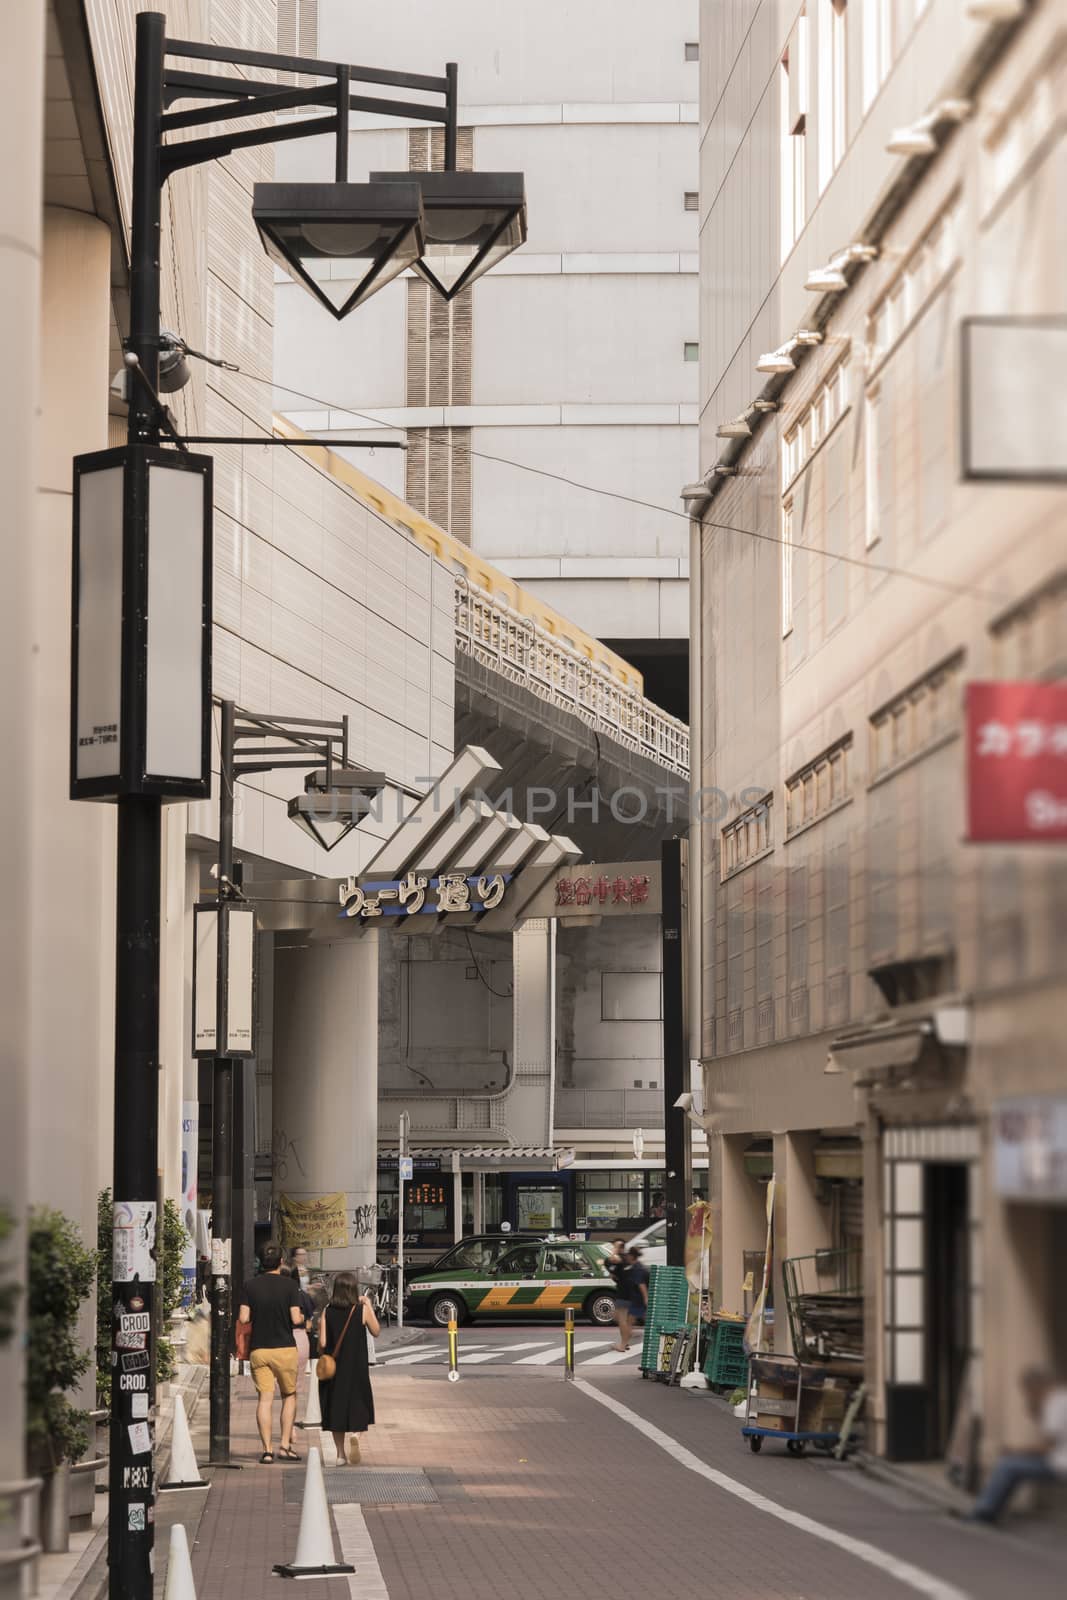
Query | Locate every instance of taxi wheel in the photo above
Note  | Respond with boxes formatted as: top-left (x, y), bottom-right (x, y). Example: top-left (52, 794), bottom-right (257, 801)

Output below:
top-left (428, 1293), bottom-right (467, 1328)
top-left (585, 1292), bottom-right (618, 1327)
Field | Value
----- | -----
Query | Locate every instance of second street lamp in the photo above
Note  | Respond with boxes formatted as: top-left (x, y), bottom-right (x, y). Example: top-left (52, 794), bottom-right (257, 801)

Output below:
top-left (371, 169), bottom-right (527, 300)
top-left (287, 768), bottom-right (392, 851)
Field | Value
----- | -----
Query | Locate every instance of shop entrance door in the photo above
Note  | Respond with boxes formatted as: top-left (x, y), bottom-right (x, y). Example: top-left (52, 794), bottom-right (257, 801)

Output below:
top-left (926, 1162), bottom-right (971, 1459)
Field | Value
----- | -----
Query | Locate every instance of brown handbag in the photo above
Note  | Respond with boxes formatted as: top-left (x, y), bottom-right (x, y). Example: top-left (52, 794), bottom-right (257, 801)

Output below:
top-left (315, 1305), bottom-right (355, 1381)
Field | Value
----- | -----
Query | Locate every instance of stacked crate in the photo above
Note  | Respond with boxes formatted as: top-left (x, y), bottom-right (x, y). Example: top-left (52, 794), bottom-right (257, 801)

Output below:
top-left (703, 1315), bottom-right (749, 1390)
top-left (639, 1265), bottom-right (690, 1373)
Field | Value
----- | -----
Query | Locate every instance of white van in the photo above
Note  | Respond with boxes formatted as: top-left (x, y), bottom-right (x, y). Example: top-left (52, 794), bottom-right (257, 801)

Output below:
top-left (625, 1218), bottom-right (666, 1266)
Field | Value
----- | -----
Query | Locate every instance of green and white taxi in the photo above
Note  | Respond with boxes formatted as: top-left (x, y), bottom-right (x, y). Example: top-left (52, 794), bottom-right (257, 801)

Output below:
top-left (405, 1238), bottom-right (618, 1327)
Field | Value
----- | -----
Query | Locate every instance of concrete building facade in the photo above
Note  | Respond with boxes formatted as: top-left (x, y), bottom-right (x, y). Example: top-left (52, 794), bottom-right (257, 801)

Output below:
top-left (694, 0), bottom-right (1067, 1470)
top-left (273, 0), bottom-right (700, 716)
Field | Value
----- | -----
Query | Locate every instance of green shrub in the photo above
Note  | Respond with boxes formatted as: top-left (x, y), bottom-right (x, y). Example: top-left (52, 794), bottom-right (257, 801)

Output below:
top-left (27, 1208), bottom-right (95, 1471)
top-left (156, 1198), bottom-right (188, 1385)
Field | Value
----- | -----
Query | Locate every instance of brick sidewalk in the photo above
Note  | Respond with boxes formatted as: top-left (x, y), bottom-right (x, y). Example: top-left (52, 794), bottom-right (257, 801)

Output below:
top-left (152, 1355), bottom-right (1066, 1600)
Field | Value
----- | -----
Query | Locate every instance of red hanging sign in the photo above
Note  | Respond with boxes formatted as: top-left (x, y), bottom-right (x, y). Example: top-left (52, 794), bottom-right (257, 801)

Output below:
top-left (966, 681), bottom-right (1067, 842)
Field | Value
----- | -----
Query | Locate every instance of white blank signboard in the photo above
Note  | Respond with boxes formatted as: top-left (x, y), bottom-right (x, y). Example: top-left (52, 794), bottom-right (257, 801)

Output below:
top-left (75, 464), bottom-right (124, 782)
top-left (146, 463), bottom-right (205, 779)
top-left (962, 317), bottom-right (1067, 480)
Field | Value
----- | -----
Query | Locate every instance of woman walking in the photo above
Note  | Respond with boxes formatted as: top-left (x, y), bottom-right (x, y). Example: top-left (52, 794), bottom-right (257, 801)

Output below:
top-left (318, 1271), bottom-right (380, 1465)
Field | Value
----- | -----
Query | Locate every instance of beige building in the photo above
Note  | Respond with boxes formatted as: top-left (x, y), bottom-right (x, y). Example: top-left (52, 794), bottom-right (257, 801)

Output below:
top-left (692, 0), bottom-right (1066, 1468)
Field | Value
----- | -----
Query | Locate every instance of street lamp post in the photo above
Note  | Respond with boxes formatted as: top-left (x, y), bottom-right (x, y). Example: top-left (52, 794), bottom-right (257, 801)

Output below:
top-left (77, 15), bottom-right (526, 1595)
top-left (196, 703), bottom-right (389, 1466)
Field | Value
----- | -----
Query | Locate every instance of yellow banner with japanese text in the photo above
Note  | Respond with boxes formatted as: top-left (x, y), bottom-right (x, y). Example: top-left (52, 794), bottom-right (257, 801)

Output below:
top-left (278, 1192), bottom-right (348, 1251)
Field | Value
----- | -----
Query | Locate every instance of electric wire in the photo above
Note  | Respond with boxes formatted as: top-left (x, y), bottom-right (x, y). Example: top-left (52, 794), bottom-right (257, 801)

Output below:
top-left (226, 367), bottom-right (1004, 606)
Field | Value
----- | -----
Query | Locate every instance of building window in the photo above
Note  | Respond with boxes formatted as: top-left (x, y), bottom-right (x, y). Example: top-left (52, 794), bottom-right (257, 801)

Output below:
top-left (864, 388), bottom-right (880, 549)
top-left (869, 654), bottom-right (965, 782)
top-left (867, 197), bottom-right (961, 372)
top-left (684, 191), bottom-right (699, 211)
top-left (780, 20), bottom-right (808, 261)
top-left (818, 0), bottom-right (847, 193)
top-left (685, 41), bottom-right (700, 61)
top-left (782, 358), bottom-right (850, 487)
top-left (990, 569), bottom-right (1067, 679)
top-left (781, 497), bottom-right (795, 637)
top-left (788, 862), bottom-right (809, 994)
top-left (862, 0), bottom-right (892, 112)
top-left (683, 341), bottom-right (699, 361)
top-left (826, 833), bottom-right (850, 976)
top-left (721, 795), bottom-right (773, 880)
top-left (785, 736), bottom-right (853, 835)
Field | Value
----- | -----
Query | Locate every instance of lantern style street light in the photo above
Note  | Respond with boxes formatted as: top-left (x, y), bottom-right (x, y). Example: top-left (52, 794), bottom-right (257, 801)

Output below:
top-left (68, 14), bottom-right (526, 1600)
top-left (288, 766), bottom-right (392, 850)
top-left (371, 169), bottom-right (528, 300)
top-left (252, 182), bottom-right (425, 320)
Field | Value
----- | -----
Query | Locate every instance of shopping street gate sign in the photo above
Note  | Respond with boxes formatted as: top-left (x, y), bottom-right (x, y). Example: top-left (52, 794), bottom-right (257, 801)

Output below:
top-left (337, 869), bottom-right (511, 920)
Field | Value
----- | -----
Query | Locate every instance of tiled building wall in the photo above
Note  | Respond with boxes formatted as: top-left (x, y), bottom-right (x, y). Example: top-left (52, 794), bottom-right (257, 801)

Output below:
top-left (698, 0), bottom-right (1067, 1064)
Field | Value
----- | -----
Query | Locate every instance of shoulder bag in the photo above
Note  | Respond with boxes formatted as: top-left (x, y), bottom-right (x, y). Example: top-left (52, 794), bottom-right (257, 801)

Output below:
top-left (316, 1305), bottom-right (356, 1381)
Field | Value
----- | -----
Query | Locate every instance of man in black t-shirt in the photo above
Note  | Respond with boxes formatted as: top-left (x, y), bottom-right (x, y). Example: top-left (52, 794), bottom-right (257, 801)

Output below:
top-left (238, 1242), bottom-right (302, 1461)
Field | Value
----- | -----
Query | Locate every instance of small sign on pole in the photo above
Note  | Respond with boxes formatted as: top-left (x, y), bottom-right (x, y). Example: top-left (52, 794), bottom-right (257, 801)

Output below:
top-left (399, 1156), bottom-right (414, 1182)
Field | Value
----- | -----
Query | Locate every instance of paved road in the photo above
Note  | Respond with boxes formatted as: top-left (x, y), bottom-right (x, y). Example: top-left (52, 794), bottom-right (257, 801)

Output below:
top-left (156, 1342), bottom-right (1067, 1600)
top-left (376, 1322), bottom-right (641, 1370)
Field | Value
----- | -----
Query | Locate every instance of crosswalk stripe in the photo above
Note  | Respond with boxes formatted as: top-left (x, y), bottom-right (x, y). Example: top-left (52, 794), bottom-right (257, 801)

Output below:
top-left (457, 1352), bottom-right (508, 1364)
top-left (379, 1344), bottom-right (488, 1365)
top-left (514, 1339), bottom-right (605, 1365)
top-left (580, 1347), bottom-right (639, 1366)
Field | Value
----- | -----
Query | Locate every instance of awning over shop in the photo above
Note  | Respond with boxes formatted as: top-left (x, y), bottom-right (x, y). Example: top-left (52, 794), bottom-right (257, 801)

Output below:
top-left (827, 1022), bottom-right (933, 1086)
top-left (378, 1144), bottom-right (573, 1172)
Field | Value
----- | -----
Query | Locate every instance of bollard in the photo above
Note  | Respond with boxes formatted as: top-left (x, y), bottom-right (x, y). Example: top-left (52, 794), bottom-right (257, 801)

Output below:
top-left (563, 1307), bottom-right (575, 1380)
top-left (447, 1319), bottom-right (459, 1381)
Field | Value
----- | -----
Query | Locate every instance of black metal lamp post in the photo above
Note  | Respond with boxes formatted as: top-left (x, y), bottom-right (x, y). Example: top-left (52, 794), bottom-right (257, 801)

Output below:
top-left (70, 13), bottom-right (527, 1598)
top-left (193, 703), bottom-right (386, 1471)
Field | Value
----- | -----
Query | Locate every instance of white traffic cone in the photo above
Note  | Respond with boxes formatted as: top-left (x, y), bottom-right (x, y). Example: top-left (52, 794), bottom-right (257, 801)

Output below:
top-left (271, 1448), bottom-right (354, 1579)
top-left (159, 1396), bottom-right (208, 1491)
top-left (163, 1523), bottom-right (198, 1600)
top-left (296, 1361), bottom-right (321, 1429)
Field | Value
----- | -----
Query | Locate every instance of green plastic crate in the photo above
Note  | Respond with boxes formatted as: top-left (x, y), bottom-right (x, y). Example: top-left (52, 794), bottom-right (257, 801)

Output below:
top-left (702, 1319), bottom-right (749, 1388)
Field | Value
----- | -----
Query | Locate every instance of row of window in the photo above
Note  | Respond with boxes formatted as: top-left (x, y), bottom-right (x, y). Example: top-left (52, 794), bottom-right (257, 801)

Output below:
top-left (721, 654), bottom-right (968, 878)
top-left (780, 0), bottom-right (932, 262)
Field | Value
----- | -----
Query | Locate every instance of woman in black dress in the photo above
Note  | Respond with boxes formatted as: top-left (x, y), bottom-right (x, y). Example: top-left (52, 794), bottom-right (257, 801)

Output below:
top-left (318, 1271), bottom-right (380, 1465)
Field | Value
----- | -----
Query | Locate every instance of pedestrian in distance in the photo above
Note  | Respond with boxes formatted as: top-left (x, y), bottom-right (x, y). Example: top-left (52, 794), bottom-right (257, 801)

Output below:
top-left (606, 1237), bottom-right (633, 1351)
top-left (280, 1263), bottom-right (315, 1374)
top-left (237, 1241), bottom-right (304, 1464)
top-left (318, 1270), bottom-right (381, 1466)
top-left (965, 1367), bottom-right (1067, 1523)
top-left (626, 1246), bottom-right (650, 1340)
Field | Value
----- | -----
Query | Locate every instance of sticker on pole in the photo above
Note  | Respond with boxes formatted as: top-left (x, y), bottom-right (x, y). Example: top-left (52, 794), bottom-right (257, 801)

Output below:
top-left (210, 1237), bottom-right (231, 1275)
top-left (114, 1201), bottom-right (157, 1284)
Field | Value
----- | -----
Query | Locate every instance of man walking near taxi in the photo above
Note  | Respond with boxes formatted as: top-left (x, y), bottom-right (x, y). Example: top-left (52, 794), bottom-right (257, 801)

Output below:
top-left (238, 1242), bottom-right (304, 1463)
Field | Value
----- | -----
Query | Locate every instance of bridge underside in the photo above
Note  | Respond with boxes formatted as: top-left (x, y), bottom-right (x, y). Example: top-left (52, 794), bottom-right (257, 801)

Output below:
top-left (454, 655), bottom-right (689, 861)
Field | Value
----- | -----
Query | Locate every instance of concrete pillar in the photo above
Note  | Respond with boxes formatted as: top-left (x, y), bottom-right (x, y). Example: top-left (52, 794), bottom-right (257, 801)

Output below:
top-left (29, 208), bottom-right (116, 1418)
top-left (0, 0), bottom-right (44, 1562)
top-left (716, 1134), bottom-right (768, 1319)
top-left (272, 936), bottom-right (379, 1272)
top-left (505, 918), bottom-right (556, 1146)
top-left (472, 1170), bottom-right (484, 1232)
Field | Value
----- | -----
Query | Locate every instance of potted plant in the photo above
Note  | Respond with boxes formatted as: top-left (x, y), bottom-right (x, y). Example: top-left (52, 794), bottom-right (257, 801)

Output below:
top-left (27, 1208), bottom-right (95, 1553)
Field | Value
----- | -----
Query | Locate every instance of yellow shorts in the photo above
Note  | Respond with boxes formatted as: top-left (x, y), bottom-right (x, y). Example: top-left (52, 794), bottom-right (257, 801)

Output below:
top-left (250, 1346), bottom-right (299, 1397)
